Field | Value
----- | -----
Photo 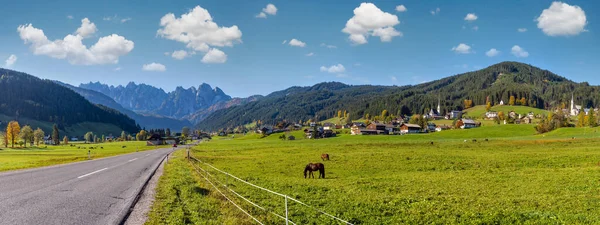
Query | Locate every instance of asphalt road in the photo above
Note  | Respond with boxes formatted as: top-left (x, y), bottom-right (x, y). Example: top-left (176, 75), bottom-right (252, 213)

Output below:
top-left (0, 146), bottom-right (176, 225)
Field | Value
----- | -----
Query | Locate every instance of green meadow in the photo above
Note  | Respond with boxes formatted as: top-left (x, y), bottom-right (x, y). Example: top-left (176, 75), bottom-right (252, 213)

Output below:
top-left (0, 141), bottom-right (157, 172)
top-left (147, 125), bottom-right (600, 224)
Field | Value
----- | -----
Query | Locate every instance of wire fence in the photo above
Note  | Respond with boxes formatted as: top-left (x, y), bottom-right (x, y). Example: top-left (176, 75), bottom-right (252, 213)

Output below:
top-left (186, 149), bottom-right (353, 225)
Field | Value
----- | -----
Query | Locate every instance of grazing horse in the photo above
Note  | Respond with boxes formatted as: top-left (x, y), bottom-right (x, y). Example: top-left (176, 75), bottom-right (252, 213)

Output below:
top-left (321, 153), bottom-right (330, 161)
top-left (304, 163), bottom-right (325, 179)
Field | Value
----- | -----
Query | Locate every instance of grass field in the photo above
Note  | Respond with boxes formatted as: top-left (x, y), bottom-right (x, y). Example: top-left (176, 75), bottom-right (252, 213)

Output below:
top-left (146, 125), bottom-right (600, 224)
top-left (463, 105), bottom-right (549, 119)
top-left (0, 141), bottom-right (158, 172)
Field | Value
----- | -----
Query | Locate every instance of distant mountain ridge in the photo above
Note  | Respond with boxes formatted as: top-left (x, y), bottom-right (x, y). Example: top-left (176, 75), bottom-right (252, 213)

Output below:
top-left (198, 61), bottom-right (599, 130)
top-left (80, 81), bottom-right (233, 119)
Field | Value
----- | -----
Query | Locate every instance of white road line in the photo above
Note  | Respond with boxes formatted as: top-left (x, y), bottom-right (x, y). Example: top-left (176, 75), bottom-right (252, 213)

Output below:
top-left (128, 158), bottom-right (138, 162)
top-left (145, 154), bottom-right (151, 156)
top-left (77, 168), bottom-right (109, 179)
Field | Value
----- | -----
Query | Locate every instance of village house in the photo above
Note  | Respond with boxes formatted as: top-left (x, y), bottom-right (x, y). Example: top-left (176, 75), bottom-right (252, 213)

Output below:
top-left (508, 111), bottom-right (517, 119)
top-left (435, 125), bottom-right (451, 132)
top-left (485, 111), bottom-right (498, 119)
top-left (400, 123), bottom-right (421, 134)
top-left (147, 134), bottom-right (163, 146)
top-left (447, 111), bottom-right (463, 120)
top-left (323, 123), bottom-right (335, 130)
top-left (427, 122), bottom-right (437, 132)
top-left (43, 135), bottom-right (55, 145)
top-left (522, 116), bottom-right (532, 124)
top-left (460, 119), bottom-right (477, 129)
top-left (366, 123), bottom-right (396, 134)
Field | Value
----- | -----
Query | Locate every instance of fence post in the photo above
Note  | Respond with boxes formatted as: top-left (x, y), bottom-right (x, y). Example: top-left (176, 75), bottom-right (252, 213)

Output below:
top-left (187, 148), bottom-right (190, 160)
top-left (88, 150), bottom-right (91, 160)
top-left (285, 195), bottom-right (289, 225)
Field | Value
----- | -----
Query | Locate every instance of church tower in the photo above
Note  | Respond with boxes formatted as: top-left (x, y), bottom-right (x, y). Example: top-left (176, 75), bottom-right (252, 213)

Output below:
top-left (437, 98), bottom-right (441, 115)
top-left (570, 93), bottom-right (575, 116)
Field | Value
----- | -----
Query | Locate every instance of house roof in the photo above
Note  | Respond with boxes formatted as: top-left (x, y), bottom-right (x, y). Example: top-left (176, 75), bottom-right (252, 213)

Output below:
top-left (402, 123), bottom-right (421, 128)
top-left (462, 119), bottom-right (476, 124)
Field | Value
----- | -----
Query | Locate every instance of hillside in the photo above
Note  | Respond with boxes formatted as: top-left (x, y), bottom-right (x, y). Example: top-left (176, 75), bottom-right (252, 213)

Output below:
top-left (198, 61), bottom-right (599, 131)
top-left (57, 82), bottom-right (192, 130)
top-left (0, 68), bottom-right (140, 134)
top-left (463, 105), bottom-right (549, 119)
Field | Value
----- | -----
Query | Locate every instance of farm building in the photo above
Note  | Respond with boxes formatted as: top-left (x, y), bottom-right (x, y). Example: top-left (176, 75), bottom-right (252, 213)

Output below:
top-left (400, 124), bottom-right (421, 134)
top-left (460, 119), bottom-right (477, 129)
top-left (447, 111), bottom-right (463, 119)
top-left (436, 125), bottom-right (451, 132)
top-left (147, 134), bottom-right (163, 146)
top-left (485, 111), bottom-right (498, 119)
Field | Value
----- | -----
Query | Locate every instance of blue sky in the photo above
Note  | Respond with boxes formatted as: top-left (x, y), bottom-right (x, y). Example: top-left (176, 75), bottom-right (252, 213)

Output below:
top-left (1, 0), bottom-right (598, 97)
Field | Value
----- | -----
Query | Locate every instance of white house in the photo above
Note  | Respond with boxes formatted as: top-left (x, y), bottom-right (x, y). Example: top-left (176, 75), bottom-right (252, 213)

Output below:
top-left (485, 111), bottom-right (498, 119)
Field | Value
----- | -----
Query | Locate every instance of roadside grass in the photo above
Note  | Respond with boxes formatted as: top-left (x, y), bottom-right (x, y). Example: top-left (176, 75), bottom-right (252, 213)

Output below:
top-left (163, 126), bottom-right (600, 224)
top-left (145, 149), bottom-right (252, 225)
top-left (0, 141), bottom-right (157, 172)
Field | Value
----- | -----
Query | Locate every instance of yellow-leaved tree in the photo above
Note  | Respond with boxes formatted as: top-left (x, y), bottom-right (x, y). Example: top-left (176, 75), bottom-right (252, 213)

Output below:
top-left (6, 121), bottom-right (21, 148)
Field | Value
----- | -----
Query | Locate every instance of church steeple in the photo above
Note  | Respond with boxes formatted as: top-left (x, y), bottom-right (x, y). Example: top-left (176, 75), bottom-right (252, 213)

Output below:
top-left (437, 97), bottom-right (441, 115)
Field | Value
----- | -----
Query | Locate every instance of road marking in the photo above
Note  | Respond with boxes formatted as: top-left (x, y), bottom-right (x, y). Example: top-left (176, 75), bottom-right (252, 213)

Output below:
top-left (128, 158), bottom-right (138, 162)
top-left (77, 168), bottom-right (109, 179)
top-left (145, 154), bottom-right (150, 156)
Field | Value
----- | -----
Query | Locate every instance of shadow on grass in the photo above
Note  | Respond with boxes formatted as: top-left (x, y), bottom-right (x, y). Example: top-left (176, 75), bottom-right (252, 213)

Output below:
top-left (193, 186), bottom-right (210, 196)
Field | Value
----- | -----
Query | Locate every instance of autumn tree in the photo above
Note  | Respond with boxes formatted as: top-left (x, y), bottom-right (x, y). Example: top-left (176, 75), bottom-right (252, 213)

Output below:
top-left (520, 97), bottom-right (527, 106)
top-left (84, 132), bottom-right (94, 143)
top-left (63, 136), bottom-right (69, 145)
top-left (588, 109), bottom-right (597, 127)
top-left (486, 102), bottom-right (492, 112)
top-left (0, 132), bottom-right (6, 148)
top-left (509, 96), bottom-right (515, 106)
top-left (6, 121), bottom-right (21, 148)
top-left (337, 110), bottom-right (342, 118)
top-left (577, 111), bottom-right (585, 127)
top-left (498, 111), bottom-right (505, 121)
top-left (19, 125), bottom-right (34, 147)
top-left (364, 113), bottom-right (370, 120)
top-left (381, 110), bottom-right (389, 118)
top-left (121, 131), bottom-right (126, 141)
top-left (52, 124), bottom-right (60, 145)
top-left (33, 128), bottom-right (44, 146)
top-left (463, 99), bottom-right (473, 109)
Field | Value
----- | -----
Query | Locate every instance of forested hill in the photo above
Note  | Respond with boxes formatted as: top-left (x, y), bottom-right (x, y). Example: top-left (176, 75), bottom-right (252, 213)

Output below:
top-left (198, 61), bottom-right (599, 131)
top-left (0, 68), bottom-right (140, 133)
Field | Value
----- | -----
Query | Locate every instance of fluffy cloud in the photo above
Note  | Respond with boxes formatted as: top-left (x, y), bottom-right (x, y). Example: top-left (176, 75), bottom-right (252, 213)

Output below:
top-left (171, 50), bottom-right (189, 60)
top-left (306, 52), bottom-right (314, 56)
top-left (342, 3), bottom-right (401, 45)
top-left (511, 45), bottom-right (529, 57)
top-left (288, 39), bottom-right (306, 47)
top-left (518, 28), bottom-right (527, 32)
top-left (464, 13), bottom-right (478, 21)
top-left (395, 5), bottom-right (407, 12)
top-left (537, 2), bottom-right (587, 36)
top-left (320, 64), bottom-right (345, 73)
top-left (76, 18), bottom-right (97, 38)
top-left (451, 43), bottom-right (472, 54)
top-left (256, 4), bottom-right (277, 18)
top-left (5, 54), bottom-right (17, 67)
top-left (157, 6), bottom-right (241, 64)
top-left (486, 48), bottom-right (499, 57)
top-left (320, 43), bottom-right (337, 49)
top-left (431, 8), bottom-right (440, 15)
top-left (17, 19), bottom-right (134, 65)
top-left (142, 63), bottom-right (166, 72)
top-left (201, 48), bottom-right (227, 64)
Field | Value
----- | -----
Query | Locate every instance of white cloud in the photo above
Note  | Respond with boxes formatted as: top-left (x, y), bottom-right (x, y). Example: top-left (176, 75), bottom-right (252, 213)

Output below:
top-left (120, 18), bottom-right (131, 23)
top-left (390, 76), bottom-right (397, 82)
top-left (5, 54), bottom-right (17, 67)
top-left (518, 28), bottom-right (527, 32)
top-left (164, 52), bottom-right (170, 56)
top-left (103, 15), bottom-right (116, 21)
top-left (320, 43), bottom-right (337, 49)
top-left (306, 52), bottom-right (314, 56)
top-left (142, 63), bottom-right (166, 72)
top-left (114, 67), bottom-right (121, 71)
top-left (288, 39), bottom-right (306, 47)
top-left (511, 45), bottom-right (529, 58)
top-left (201, 48), bottom-right (227, 64)
top-left (256, 4), bottom-right (277, 18)
top-left (76, 18), bottom-right (97, 38)
top-left (342, 3), bottom-right (401, 45)
top-left (464, 13), bottom-right (478, 21)
top-left (282, 40), bottom-right (287, 44)
top-left (171, 50), bottom-right (189, 60)
top-left (17, 20), bottom-right (134, 65)
top-left (431, 8), bottom-right (440, 15)
top-left (157, 6), bottom-right (241, 64)
top-left (472, 26), bottom-right (479, 31)
top-left (67, 15), bottom-right (73, 19)
top-left (451, 43), bottom-right (473, 54)
top-left (395, 5), bottom-right (407, 12)
top-left (256, 12), bottom-right (267, 18)
top-left (537, 2), bottom-right (587, 36)
top-left (320, 64), bottom-right (345, 73)
top-left (486, 48), bottom-right (500, 57)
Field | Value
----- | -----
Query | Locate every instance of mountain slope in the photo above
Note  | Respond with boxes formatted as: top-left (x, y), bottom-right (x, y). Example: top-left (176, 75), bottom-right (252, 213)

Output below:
top-left (198, 61), bottom-right (598, 130)
top-left (79, 81), bottom-right (232, 119)
top-left (57, 82), bottom-right (192, 130)
top-left (0, 68), bottom-right (140, 134)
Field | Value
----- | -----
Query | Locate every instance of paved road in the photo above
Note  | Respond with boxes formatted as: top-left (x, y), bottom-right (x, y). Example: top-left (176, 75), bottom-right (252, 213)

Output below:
top-left (0, 146), bottom-right (176, 225)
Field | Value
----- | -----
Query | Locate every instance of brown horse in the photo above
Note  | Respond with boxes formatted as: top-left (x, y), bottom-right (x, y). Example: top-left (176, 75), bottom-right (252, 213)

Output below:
top-left (321, 153), bottom-right (330, 161)
top-left (304, 163), bottom-right (325, 179)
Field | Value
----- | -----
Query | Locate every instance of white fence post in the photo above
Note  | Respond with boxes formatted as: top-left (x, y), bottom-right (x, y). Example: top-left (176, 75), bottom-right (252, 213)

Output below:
top-left (285, 195), bottom-right (289, 225)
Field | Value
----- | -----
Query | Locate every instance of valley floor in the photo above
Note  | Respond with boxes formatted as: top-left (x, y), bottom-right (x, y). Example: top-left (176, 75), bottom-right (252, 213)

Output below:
top-left (148, 125), bottom-right (600, 224)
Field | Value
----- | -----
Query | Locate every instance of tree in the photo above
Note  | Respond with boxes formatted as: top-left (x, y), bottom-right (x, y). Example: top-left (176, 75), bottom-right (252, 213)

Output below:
top-left (345, 114), bottom-right (352, 124)
top-left (101, 135), bottom-right (105, 143)
top-left (509, 96), bottom-right (515, 106)
top-left (520, 97), bottom-right (527, 106)
top-left (577, 111), bottom-right (585, 127)
top-left (19, 125), bottom-right (34, 147)
top-left (337, 110), bottom-right (342, 118)
top-left (0, 132), bottom-right (6, 148)
top-left (166, 128), bottom-right (171, 137)
top-left (588, 109), bottom-right (597, 127)
top-left (33, 128), bottom-right (44, 146)
top-left (84, 132), bottom-right (94, 143)
top-left (455, 120), bottom-right (464, 129)
top-left (486, 102), bottom-right (492, 112)
top-left (381, 110), bottom-right (389, 118)
top-left (182, 127), bottom-right (191, 140)
top-left (498, 111), bottom-right (505, 121)
top-left (138, 130), bottom-right (147, 141)
top-left (52, 124), bottom-right (60, 145)
top-left (6, 121), bottom-right (21, 148)
top-left (121, 131), bottom-right (126, 141)
top-left (63, 136), bottom-right (69, 145)
top-left (365, 113), bottom-right (370, 120)
top-left (463, 99), bottom-right (473, 109)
